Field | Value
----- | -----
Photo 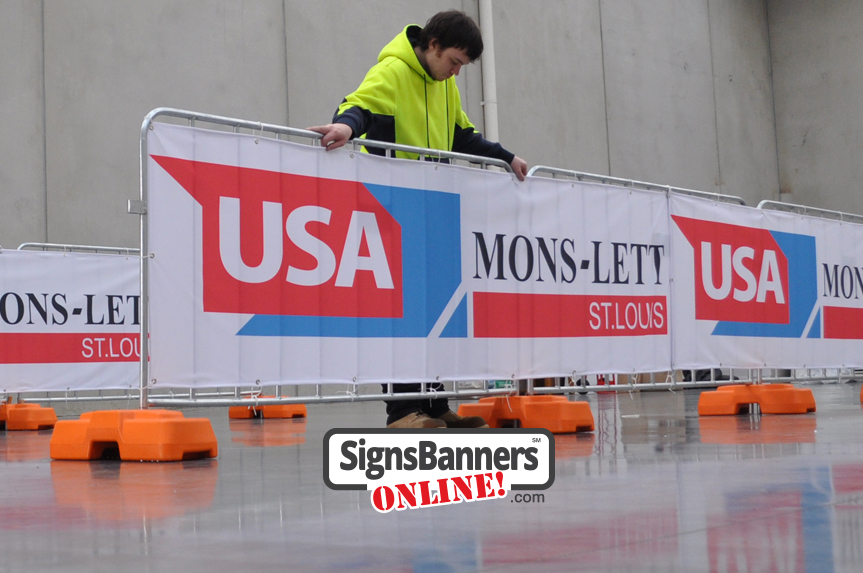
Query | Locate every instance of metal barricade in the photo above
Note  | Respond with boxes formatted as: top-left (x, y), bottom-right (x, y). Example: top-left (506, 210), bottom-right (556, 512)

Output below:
top-left (9, 243), bottom-right (140, 406)
top-left (137, 108), bottom-right (518, 409)
top-left (126, 110), bottom-right (863, 409)
top-left (10, 112), bottom-right (861, 410)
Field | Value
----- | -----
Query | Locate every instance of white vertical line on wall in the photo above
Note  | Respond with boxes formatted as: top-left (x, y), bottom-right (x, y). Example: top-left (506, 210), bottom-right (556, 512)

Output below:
top-left (478, 0), bottom-right (499, 142)
top-left (40, 0), bottom-right (48, 242)
top-left (282, 0), bottom-right (290, 127)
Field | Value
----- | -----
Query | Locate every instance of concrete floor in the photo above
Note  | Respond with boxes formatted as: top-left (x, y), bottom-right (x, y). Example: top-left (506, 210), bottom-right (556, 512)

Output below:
top-left (1, 383), bottom-right (862, 572)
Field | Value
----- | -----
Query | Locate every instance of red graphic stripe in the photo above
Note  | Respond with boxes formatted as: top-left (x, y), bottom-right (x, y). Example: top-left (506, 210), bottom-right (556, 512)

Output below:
top-left (0, 333), bottom-right (139, 364)
top-left (473, 293), bottom-right (667, 338)
top-left (823, 307), bottom-right (863, 339)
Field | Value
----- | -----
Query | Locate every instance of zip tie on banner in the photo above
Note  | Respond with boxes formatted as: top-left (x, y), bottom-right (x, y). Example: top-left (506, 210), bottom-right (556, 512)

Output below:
top-left (427, 382), bottom-right (442, 398)
top-left (247, 385), bottom-right (263, 415)
top-left (667, 370), bottom-right (677, 393)
top-left (502, 380), bottom-right (516, 413)
top-left (334, 384), bottom-right (359, 401)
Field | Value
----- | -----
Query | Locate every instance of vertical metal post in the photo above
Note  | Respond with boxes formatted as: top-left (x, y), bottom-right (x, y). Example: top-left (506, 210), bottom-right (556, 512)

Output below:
top-left (138, 118), bottom-right (152, 409)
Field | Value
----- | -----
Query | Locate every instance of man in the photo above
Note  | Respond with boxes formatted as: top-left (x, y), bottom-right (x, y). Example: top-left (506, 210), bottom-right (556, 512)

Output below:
top-left (309, 10), bottom-right (527, 175)
top-left (310, 10), bottom-right (526, 429)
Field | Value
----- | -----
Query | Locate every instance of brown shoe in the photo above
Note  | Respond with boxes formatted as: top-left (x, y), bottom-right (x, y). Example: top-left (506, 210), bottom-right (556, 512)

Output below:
top-left (387, 412), bottom-right (447, 429)
top-left (437, 410), bottom-right (489, 429)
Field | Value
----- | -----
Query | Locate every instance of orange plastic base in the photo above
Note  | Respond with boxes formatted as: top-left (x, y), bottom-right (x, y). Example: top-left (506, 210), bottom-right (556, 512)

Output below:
top-left (457, 396), bottom-right (594, 433)
top-left (0, 403), bottom-right (57, 431)
top-left (50, 410), bottom-right (218, 461)
top-left (228, 398), bottom-right (307, 419)
top-left (698, 384), bottom-right (816, 416)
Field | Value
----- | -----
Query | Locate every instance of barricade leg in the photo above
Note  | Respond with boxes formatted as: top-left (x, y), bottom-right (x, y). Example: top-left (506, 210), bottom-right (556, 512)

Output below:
top-left (50, 410), bottom-right (218, 461)
top-left (698, 384), bottom-right (816, 416)
top-left (0, 403), bottom-right (57, 431)
top-left (228, 397), bottom-right (307, 419)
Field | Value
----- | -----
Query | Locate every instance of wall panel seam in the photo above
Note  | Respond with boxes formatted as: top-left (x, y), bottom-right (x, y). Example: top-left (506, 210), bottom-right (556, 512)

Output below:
top-left (283, 0), bottom-right (290, 126)
top-left (764, 0), bottom-right (782, 201)
top-left (706, 0), bottom-right (723, 195)
top-left (598, 0), bottom-right (611, 176)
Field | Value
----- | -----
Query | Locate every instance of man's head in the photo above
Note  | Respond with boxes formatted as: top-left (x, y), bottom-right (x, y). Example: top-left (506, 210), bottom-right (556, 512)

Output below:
top-left (417, 10), bottom-right (483, 81)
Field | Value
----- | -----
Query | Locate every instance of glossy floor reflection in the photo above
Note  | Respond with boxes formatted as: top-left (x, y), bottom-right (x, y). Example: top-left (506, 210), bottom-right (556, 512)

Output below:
top-left (1, 384), bottom-right (862, 571)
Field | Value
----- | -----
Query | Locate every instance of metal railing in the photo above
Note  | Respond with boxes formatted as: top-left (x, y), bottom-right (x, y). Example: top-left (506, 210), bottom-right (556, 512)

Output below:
top-left (757, 200), bottom-right (863, 224)
top-left (527, 166), bottom-right (747, 205)
top-left (18, 242), bottom-right (140, 255)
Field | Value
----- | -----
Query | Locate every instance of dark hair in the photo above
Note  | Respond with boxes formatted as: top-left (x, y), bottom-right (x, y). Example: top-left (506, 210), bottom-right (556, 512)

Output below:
top-left (419, 10), bottom-right (483, 61)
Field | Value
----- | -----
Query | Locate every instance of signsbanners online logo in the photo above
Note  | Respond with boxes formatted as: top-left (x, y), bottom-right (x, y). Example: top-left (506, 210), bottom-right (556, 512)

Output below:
top-left (153, 156), bottom-right (403, 319)
top-left (324, 429), bottom-right (554, 513)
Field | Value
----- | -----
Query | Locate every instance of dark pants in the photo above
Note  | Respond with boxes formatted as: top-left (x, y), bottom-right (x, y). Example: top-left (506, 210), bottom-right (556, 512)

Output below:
top-left (681, 369), bottom-right (727, 382)
top-left (383, 382), bottom-right (449, 426)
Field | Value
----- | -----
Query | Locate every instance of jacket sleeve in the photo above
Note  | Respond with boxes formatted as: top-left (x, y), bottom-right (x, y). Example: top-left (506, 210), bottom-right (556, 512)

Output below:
top-left (332, 62), bottom-right (398, 138)
top-left (451, 94), bottom-right (515, 164)
top-left (452, 125), bottom-right (516, 164)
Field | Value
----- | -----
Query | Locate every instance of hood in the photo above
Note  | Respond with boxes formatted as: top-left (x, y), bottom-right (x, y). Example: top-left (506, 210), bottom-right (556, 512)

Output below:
top-left (378, 25), bottom-right (434, 83)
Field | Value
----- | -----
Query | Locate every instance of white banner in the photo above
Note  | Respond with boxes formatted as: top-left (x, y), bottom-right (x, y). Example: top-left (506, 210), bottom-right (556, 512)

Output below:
top-left (0, 250), bottom-right (139, 392)
top-left (147, 124), bottom-right (672, 388)
top-left (670, 193), bottom-right (863, 369)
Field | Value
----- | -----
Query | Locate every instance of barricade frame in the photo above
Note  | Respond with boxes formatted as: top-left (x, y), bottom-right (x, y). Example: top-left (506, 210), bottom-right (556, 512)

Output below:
top-left (137, 108), bottom-right (519, 409)
top-left (128, 109), bottom-right (862, 410)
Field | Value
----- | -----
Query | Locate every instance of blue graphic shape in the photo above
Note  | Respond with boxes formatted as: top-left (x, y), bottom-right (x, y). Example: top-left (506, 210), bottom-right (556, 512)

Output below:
top-left (440, 295), bottom-right (468, 338)
top-left (807, 309), bottom-right (822, 339)
top-left (238, 183), bottom-right (462, 338)
top-left (712, 231), bottom-right (817, 338)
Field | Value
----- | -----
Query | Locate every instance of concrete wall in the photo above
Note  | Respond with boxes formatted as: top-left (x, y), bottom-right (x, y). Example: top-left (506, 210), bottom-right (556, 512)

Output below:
top-left (4, 0), bottom-right (841, 250)
top-left (768, 0), bottom-right (863, 214)
top-left (42, 1), bottom-right (289, 248)
top-left (0, 0), bottom-right (46, 247)
top-left (492, 0), bottom-right (778, 205)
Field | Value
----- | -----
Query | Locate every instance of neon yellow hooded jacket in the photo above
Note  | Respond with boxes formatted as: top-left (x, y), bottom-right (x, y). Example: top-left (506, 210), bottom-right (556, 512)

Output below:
top-left (333, 25), bottom-right (514, 163)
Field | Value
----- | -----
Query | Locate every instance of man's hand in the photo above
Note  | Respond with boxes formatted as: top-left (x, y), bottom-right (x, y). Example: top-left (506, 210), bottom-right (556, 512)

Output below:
top-left (306, 123), bottom-right (353, 151)
top-left (511, 156), bottom-right (528, 181)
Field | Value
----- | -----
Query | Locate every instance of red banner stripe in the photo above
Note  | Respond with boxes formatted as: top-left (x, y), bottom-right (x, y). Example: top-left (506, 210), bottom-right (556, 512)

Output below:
top-left (0, 333), bottom-right (139, 364)
top-left (823, 306), bottom-right (863, 339)
top-left (473, 293), bottom-right (668, 338)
